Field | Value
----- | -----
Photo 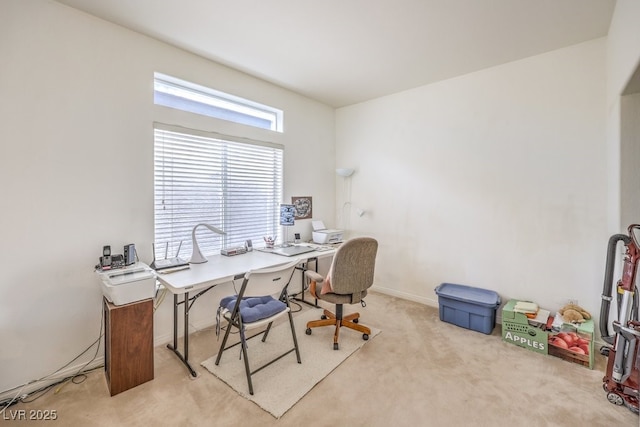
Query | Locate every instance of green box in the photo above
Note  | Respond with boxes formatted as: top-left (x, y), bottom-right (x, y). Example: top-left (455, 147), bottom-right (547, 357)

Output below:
top-left (502, 299), bottom-right (595, 368)
top-left (501, 300), bottom-right (548, 355)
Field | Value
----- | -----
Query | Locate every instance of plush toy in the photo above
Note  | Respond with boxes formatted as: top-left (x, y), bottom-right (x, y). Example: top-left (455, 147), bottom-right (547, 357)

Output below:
top-left (559, 303), bottom-right (591, 323)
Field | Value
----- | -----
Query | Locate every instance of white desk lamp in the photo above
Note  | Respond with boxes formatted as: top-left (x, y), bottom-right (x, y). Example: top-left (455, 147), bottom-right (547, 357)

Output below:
top-left (189, 223), bottom-right (226, 264)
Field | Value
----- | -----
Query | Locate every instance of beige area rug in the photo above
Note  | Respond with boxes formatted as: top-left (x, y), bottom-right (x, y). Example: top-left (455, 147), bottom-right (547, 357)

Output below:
top-left (201, 307), bottom-right (380, 418)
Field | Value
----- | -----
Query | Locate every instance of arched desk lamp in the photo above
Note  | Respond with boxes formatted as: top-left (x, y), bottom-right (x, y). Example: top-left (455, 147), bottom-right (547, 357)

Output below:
top-left (189, 223), bottom-right (226, 264)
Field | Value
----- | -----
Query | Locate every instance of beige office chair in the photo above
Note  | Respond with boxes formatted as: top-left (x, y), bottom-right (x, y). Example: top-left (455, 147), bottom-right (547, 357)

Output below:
top-left (305, 237), bottom-right (378, 350)
top-left (215, 259), bottom-right (301, 395)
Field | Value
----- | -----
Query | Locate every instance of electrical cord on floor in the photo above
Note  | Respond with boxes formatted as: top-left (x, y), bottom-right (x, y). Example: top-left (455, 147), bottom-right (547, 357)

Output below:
top-left (0, 306), bottom-right (106, 414)
top-left (286, 279), bottom-right (310, 313)
top-left (288, 297), bottom-right (303, 313)
top-left (19, 365), bottom-right (104, 405)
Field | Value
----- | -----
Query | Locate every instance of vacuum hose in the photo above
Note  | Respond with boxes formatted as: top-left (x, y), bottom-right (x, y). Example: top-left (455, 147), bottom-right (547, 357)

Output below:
top-left (600, 233), bottom-right (631, 345)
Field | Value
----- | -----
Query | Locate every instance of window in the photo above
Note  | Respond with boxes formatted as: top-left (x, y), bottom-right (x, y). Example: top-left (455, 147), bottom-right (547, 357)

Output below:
top-left (154, 124), bottom-right (284, 260)
top-left (154, 73), bottom-right (283, 132)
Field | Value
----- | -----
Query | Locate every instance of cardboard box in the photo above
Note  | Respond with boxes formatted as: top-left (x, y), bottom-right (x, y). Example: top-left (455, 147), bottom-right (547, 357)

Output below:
top-left (502, 299), bottom-right (548, 355)
top-left (547, 321), bottom-right (594, 369)
top-left (501, 299), bottom-right (594, 369)
top-left (435, 283), bottom-right (501, 334)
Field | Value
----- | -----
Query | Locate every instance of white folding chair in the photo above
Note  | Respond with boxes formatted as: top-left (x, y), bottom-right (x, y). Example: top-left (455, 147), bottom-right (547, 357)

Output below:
top-left (214, 259), bottom-right (301, 395)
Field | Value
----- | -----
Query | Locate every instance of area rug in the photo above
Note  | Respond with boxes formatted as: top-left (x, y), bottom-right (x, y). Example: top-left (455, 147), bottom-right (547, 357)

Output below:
top-left (201, 307), bottom-right (380, 418)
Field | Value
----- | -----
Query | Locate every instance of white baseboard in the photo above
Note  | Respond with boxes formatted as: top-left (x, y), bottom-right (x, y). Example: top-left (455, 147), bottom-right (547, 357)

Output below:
top-left (370, 286), bottom-right (612, 355)
top-left (1, 315), bottom-right (217, 403)
top-left (372, 285), bottom-right (500, 324)
top-left (0, 358), bottom-right (105, 404)
top-left (1, 316), bottom-right (220, 404)
top-left (371, 284), bottom-right (439, 308)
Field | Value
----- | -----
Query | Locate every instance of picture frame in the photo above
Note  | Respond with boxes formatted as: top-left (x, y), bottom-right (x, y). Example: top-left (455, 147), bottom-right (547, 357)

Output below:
top-left (291, 196), bottom-right (312, 219)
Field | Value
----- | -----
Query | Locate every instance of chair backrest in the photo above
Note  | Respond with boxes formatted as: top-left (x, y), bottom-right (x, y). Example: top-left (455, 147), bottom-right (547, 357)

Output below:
top-left (329, 237), bottom-right (378, 298)
top-left (239, 259), bottom-right (299, 299)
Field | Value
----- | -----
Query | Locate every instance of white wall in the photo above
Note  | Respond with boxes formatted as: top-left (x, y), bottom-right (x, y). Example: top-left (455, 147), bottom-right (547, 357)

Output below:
top-left (336, 39), bottom-right (609, 320)
top-left (3, 0), bottom-right (639, 399)
top-left (0, 0), bottom-right (335, 396)
top-left (606, 0), bottom-right (640, 232)
top-left (620, 93), bottom-right (640, 228)
top-left (598, 0), bottom-right (640, 340)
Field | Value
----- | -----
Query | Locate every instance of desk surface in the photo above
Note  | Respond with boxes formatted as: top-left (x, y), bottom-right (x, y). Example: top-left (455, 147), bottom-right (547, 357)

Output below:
top-left (156, 244), bottom-right (335, 294)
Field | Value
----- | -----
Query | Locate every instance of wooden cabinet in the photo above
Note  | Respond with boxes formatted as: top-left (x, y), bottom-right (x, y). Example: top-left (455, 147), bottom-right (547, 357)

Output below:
top-left (104, 298), bottom-right (154, 396)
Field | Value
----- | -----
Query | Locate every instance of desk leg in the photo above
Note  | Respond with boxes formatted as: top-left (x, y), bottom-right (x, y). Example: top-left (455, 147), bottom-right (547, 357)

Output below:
top-left (294, 260), bottom-right (319, 308)
top-left (172, 293), bottom-right (178, 350)
top-left (183, 292), bottom-right (190, 363)
top-left (166, 292), bottom-right (197, 377)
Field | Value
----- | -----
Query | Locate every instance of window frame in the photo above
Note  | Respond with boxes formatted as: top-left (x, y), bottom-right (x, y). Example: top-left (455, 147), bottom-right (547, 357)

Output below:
top-left (154, 73), bottom-right (283, 132)
top-left (153, 123), bottom-right (284, 260)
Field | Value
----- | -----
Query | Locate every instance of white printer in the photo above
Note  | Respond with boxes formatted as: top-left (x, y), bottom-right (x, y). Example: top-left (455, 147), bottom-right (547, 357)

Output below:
top-left (95, 262), bottom-right (156, 306)
top-left (312, 220), bottom-right (344, 244)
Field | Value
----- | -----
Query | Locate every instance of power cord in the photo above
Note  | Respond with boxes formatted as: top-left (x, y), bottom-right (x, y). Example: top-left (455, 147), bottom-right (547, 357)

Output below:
top-left (0, 305), bottom-right (105, 415)
top-left (288, 297), bottom-right (303, 313)
top-left (154, 284), bottom-right (168, 312)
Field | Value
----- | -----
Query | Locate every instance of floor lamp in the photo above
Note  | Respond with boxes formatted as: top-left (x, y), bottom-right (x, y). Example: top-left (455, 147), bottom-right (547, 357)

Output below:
top-left (336, 168), bottom-right (354, 232)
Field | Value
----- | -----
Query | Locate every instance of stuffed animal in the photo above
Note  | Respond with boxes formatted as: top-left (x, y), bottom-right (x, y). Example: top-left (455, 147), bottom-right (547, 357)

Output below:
top-left (559, 303), bottom-right (591, 323)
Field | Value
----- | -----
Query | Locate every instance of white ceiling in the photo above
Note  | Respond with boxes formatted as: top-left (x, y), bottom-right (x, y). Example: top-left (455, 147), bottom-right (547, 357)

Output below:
top-left (55, 0), bottom-right (616, 108)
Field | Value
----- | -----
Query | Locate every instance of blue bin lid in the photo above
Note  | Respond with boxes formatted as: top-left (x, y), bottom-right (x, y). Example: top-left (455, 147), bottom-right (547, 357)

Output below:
top-left (434, 283), bottom-right (501, 307)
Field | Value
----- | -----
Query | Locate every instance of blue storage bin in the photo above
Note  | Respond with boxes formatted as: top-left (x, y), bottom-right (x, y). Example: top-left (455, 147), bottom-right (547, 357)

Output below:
top-left (434, 283), bottom-right (501, 334)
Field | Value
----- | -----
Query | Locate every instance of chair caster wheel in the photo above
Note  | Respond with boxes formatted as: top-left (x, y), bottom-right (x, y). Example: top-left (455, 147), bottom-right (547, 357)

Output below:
top-left (321, 315), bottom-right (327, 320)
top-left (363, 334), bottom-right (369, 341)
top-left (353, 318), bottom-right (358, 324)
top-left (333, 343), bottom-right (339, 350)
top-left (306, 328), bottom-right (312, 335)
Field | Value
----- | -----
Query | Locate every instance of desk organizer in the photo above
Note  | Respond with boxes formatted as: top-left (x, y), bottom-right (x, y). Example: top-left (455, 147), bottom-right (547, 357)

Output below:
top-left (501, 299), bottom-right (594, 368)
top-left (434, 283), bottom-right (501, 334)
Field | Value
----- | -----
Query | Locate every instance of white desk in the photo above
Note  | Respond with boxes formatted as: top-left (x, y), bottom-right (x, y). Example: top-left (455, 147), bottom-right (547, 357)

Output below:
top-left (156, 245), bottom-right (336, 376)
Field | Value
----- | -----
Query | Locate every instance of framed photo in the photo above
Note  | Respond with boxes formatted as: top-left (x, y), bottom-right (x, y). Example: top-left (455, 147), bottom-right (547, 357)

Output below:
top-left (292, 196), bottom-right (312, 219)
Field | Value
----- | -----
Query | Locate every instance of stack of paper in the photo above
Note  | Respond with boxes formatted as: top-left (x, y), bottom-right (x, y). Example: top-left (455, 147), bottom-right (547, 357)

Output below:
top-left (527, 309), bottom-right (550, 328)
top-left (513, 301), bottom-right (539, 314)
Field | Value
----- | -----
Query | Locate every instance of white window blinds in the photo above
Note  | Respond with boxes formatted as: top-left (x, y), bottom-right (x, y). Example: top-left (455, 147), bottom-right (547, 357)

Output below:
top-left (154, 124), bottom-right (283, 260)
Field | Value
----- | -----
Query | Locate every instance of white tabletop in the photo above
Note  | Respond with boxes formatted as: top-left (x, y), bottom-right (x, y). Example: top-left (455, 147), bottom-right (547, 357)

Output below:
top-left (156, 245), bottom-right (335, 294)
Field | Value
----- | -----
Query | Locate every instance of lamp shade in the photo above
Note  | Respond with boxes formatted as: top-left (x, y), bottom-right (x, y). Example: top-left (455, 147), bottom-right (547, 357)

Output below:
top-left (336, 168), bottom-right (354, 177)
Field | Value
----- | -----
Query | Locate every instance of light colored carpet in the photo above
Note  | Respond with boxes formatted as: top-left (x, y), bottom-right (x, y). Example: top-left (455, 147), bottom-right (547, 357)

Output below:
top-left (5, 292), bottom-right (638, 426)
top-left (201, 307), bottom-right (380, 419)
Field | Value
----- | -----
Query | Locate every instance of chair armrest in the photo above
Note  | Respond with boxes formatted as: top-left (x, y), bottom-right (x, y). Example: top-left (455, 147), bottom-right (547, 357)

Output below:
top-left (305, 270), bottom-right (324, 299)
top-left (304, 270), bottom-right (324, 283)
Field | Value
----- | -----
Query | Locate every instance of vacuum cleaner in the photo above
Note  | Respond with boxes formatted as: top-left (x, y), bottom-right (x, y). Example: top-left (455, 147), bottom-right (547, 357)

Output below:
top-left (600, 224), bottom-right (640, 414)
